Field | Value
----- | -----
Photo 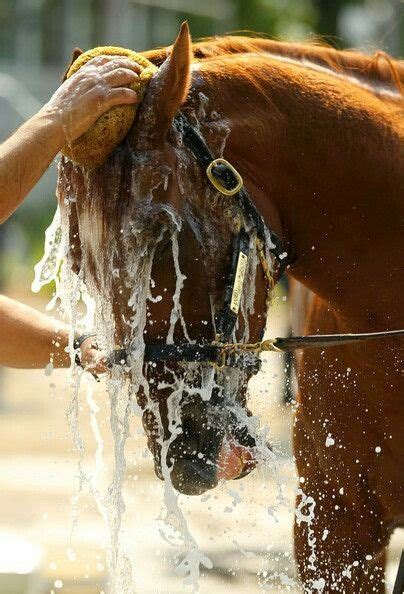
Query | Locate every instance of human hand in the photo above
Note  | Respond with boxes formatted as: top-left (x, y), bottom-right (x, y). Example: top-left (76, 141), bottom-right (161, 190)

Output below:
top-left (79, 336), bottom-right (108, 376)
top-left (42, 56), bottom-right (141, 143)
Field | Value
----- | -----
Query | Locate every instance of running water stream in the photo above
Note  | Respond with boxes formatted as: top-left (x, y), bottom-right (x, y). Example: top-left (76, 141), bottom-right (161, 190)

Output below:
top-left (31, 102), bottom-right (288, 593)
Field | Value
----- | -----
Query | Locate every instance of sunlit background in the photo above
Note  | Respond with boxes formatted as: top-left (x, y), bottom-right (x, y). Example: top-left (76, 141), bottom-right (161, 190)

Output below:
top-left (0, 1), bottom-right (403, 593)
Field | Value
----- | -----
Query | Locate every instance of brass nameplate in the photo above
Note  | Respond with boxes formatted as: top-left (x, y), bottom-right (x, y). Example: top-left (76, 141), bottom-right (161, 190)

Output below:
top-left (230, 252), bottom-right (248, 314)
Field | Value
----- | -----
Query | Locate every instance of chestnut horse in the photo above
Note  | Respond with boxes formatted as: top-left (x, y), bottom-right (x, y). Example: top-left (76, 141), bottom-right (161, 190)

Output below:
top-left (60, 25), bottom-right (403, 593)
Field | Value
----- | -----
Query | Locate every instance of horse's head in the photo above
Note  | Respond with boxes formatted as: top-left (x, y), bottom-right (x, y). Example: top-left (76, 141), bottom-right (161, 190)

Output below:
top-left (58, 23), bottom-right (270, 495)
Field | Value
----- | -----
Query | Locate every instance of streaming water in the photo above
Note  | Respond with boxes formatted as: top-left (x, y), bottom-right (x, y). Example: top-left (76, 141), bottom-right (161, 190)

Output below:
top-left (32, 99), bottom-right (288, 593)
top-left (32, 207), bottom-right (63, 310)
top-left (155, 367), bottom-right (214, 585)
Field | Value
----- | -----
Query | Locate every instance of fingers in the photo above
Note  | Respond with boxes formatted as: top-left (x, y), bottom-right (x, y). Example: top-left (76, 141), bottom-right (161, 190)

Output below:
top-left (85, 55), bottom-right (142, 75)
top-left (77, 57), bottom-right (141, 104)
top-left (103, 67), bottom-right (139, 88)
top-left (100, 57), bottom-right (142, 75)
top-left (81, 346), bottom-right (109, 375)
top-left (106, 87), bottom-right (138, 107)
top-left (89, 358), bottom-right (109, 375)
top-left (57, 55), bottom-right (142, 142)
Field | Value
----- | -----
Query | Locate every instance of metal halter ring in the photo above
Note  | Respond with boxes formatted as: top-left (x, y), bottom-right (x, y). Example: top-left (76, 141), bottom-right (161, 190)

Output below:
top-left (206, 158), bottom-right (244, 196)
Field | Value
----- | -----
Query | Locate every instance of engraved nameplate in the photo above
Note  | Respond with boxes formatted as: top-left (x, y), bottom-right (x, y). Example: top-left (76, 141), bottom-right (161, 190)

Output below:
top-left (230, 252), bottom-right (248, 314)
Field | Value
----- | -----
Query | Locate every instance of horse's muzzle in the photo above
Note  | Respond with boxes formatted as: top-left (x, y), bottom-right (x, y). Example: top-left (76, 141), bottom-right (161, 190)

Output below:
top-left (162, 397), bottom-right (259, 496)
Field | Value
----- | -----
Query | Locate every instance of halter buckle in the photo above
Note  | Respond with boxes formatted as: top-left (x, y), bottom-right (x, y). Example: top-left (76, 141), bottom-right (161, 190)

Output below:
top-left (206, 158), bottom-right (243, 196)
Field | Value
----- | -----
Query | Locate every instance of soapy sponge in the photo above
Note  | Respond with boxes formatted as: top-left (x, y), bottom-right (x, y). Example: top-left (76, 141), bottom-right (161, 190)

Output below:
top-left (61, 46), bottom-right (157, 168)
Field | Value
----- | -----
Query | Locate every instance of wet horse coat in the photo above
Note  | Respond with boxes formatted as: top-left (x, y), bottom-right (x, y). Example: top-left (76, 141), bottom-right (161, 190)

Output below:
top-left (143, 30), bottom-right (403, 592)
top-left (62, 27), bottom-right (403, 592)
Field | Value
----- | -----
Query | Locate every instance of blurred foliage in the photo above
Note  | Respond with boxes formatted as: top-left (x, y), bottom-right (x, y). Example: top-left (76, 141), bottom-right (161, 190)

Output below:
top-left (312, 0), bottom-right (358, 40)
top-left (182, 0), bottom-right (373, 44)
top-left (235, 0), bottom-right (315, 40)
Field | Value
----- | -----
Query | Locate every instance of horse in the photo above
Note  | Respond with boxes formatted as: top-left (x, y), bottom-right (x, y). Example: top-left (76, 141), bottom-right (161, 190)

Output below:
top-left (58, 24), bottom-right (403, 593)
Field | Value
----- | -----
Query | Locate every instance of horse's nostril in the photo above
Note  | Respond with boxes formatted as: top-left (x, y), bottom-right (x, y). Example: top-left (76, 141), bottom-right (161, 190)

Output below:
top-left (164, 411), bottom-right (222, 495)
top-left (170, 458), bottom-right (218, 496)
top-left (175, 437), bottom-right (199, 459)
top-left (181, 414), bottom-right (200, 441)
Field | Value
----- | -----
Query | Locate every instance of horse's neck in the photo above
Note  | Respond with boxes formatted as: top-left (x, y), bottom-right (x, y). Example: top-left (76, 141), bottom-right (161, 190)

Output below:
top-left (193, 38), bottom-right (404, 92)
top-left (146, 37), bottom-right (403, 93)
top-left (193, 58), bottom-right (402, 320)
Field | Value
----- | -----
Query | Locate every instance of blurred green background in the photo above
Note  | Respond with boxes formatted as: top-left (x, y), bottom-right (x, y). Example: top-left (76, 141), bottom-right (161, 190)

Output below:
top-left (0, 0), bottom-right (402, 291)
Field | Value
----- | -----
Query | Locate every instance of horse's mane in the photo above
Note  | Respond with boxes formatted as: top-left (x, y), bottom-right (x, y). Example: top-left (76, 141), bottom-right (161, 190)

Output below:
top-left (142, 35), bottom-right (403, 98)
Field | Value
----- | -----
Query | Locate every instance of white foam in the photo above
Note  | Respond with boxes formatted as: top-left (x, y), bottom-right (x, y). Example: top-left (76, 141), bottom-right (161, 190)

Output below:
top-left (32, 95), bottom-right (284, 592)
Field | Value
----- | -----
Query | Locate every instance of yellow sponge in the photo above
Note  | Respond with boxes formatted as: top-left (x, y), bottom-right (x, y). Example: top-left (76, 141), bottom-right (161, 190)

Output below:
top-left (61, 46), bottom-right (157, 168)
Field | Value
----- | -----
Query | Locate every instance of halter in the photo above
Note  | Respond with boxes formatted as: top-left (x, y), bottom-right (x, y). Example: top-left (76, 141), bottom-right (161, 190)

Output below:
top-left (109, 114), bottom-right (404, 371)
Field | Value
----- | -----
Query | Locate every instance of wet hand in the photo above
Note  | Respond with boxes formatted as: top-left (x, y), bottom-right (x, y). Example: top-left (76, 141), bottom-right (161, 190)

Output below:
top-left (43, 56), bottom-right (141, 144)
top-left (80, 336), bottom-right (108, 375)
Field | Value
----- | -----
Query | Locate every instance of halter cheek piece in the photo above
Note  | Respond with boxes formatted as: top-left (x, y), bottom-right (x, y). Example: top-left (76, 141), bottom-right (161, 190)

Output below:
top-left (110, 113), bottom-right (285, 372)
top-left (108, 114), bottom-right (404, 371)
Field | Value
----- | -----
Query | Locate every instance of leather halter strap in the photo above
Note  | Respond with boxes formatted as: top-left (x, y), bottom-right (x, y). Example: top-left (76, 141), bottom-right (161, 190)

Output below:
top-left (109, 329), bottom-right (404, 370)
top-left (108, 115), bottom-right (404, 371)
top-left (175, 113), bottom-right (288, 278)
top-left (110, 343), bottom-right (261, 373)
top-left (174, 113), bottom-right (286, 345)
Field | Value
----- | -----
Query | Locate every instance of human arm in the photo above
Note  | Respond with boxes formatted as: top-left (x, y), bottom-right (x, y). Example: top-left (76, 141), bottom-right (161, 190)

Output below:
top-left (0, 56), bottom-right (140, 224)
top-left (0, 294), bottom-right (106, 372)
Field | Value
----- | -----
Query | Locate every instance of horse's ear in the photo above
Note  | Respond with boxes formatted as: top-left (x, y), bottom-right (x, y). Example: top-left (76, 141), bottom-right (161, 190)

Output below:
top-left (149, 22), bottom-right (192, 141)
top-left (62, 47), bottom-right (83, 81)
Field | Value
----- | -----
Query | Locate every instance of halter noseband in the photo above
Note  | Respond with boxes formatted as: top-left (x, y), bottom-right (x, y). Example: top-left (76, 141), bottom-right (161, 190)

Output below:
top-left (108, 114), bottom-right (404, 371)
top-left (109, 113), bottom-right (285, 372)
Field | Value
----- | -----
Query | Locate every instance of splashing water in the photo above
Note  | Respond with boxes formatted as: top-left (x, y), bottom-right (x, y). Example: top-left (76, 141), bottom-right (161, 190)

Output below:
top-left (295, 489), bottom-right (321, 593)
top-left (156, 369), bottom-right (214, 585)
top-left (31, 207), bottom-right (63, 310)
top-left (32, 101), bottom-right (290, 593)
